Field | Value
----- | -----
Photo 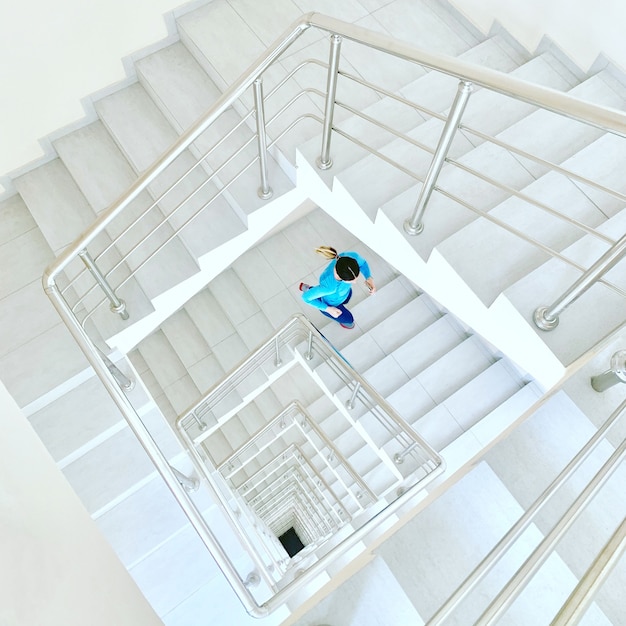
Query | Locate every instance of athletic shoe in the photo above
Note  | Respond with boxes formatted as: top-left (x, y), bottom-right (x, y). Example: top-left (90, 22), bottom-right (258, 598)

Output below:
top-left (299, 283), bottom-right (310, 292)
top-left (340, 321), bottom-right (355, 329)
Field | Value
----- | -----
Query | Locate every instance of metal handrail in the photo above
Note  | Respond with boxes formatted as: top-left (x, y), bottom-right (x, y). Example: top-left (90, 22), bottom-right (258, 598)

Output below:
top-left (427, 396), bottom-right (626, 625)
top-left (43, 11), bottom-right (626, 618)
top-left (175, 313), bottom-right (442, 613)
top-left (552, 516), bottom-right (626, 625)
top-left (476, 439), bottom-right (626, 625)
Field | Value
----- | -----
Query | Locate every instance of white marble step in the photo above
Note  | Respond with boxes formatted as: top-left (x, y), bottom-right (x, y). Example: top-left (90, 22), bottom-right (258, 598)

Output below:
top-left (435, 129), bottom-right (626, 306)
top-left (0, 198), bottom-right (90, 408)
top-left (27, 375), bottom-right (126, 466)
top-left (291, 554), bottom-right (424, 626)
top-left (94, 82), bottom-right (248, 258)
top-left (12, 157), bottom-right (156, 341)
top-left (484, 390), bottom-right (625, 625)
top-left (299, 34), bottom-right (531, 190)
top-left (136, 328), bottom-right (203, 418)
top-left (376, 460), bottom-right (612, 625)
top-left (53, 120), bottom-right (202, 301)
top-left (135, 41), bottom-right (292, 221)
top-left (383, 70), bottom-right (626, 262)
top-left (504, 203), bottom-right (626, 367)
top-left (334, 52), bottom-right (580, 220)
top-left (14, 158), bottom-right (97, 254)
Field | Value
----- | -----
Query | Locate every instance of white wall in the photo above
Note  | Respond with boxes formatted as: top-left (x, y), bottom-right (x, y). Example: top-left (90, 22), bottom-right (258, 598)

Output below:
top-left (0, 0), bottom-right (192, 190)
top-left (0, 381), bottom-right (162, 626)
top-left (448, 0), bottom-right (626, 72)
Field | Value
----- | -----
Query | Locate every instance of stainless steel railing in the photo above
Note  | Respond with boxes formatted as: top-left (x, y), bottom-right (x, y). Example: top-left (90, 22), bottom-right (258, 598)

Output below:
top-left (427, 396), bottom-right (626, 625)
top-left (174, 313), bottom-right (443, 613)
top-left (43, 10), bottom-right (626, 618)
top-left (45, 12), bottom-right (626, 340)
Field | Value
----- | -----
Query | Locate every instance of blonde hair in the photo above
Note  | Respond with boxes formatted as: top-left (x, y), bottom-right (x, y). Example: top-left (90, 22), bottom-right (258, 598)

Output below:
top-left (315, 246), bottom-right (338, 260)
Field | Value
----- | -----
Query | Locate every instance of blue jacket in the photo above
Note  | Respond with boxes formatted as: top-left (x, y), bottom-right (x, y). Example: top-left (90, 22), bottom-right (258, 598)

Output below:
top-left (302, 251), bottom-right (371, 310)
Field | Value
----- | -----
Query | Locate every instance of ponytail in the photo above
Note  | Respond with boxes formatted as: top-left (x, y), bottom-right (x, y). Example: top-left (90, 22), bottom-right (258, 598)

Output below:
top-left (315, 246), bottom-right (338, 260)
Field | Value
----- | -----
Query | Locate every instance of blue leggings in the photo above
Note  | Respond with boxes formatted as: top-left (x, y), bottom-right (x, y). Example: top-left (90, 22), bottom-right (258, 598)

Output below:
top-left (320, 289), bottom-right (353, 325)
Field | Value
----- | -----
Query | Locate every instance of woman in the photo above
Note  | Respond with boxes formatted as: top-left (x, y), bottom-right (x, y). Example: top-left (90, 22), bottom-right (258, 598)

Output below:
top-left (300, 246), bottom-right (376, 329)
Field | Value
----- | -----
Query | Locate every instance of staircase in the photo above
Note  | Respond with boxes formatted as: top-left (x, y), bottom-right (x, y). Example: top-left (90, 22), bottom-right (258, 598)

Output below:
top-left (1, 0), bottom-right (626, 624)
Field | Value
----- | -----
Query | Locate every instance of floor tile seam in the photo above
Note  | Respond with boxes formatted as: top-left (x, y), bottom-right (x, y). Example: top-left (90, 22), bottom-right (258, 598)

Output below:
top-left (0, 318), bottom-right (82, 364)
top-left (123, 520), bottom-right (195, 572)
top-left (136, 347), bottom-right (189, 389)
top-left (90, 472), bottom-right (160, 520)
top-left (367, 308), bottom-right (445, 356)
top-left (55, 419), bottom-right (129, 470)
top-left (0, 221), bottom-right (45, 253)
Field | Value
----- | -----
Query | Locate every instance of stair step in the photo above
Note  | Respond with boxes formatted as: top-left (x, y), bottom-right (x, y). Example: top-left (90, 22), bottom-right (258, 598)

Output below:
top-left (209, 268), bottom-right (263, 327)
top-left (164, 373), bottom-right (203, 416)
top-left (392, 314), bottom-right (466, 378)
top-left (300, 35), bottom-right (529, 189)
top-left (135, 41), bottom-right (258, 231)
top-left (378, 460), bottom-right (584, 625)
top-left (437, 132), bottom-right (626, 305)
top-left (416, 335), bottom-right (494, 403)
top-left (335, 53), bottom-right (580, 220)
top-left (184, 288), bottom-right (236, 348)
top-left (505, 207), bottom-right (626, 365)
top-left (128, 523), bottom-right (223, 618)
top-left (177, 1), bottom-right (267, 91)
top-left (14, 158), bottom-right (97, 254)
top-left (95, 475), bottom-right (189, 569)
top-left (160, 309), bottom-right (212, 370)
top-left (0, 321), bottom-right (89, 409)
top-left (368, 293), bottom-right (441, 353)
top-left (138, 329), bottom-right (187, 391)
top-left (441, 359), bottom-right (524, 431)
top-left (95, 82), bottom-right (245, 259)
top-left (13, 157), bottom-right (157, 340)
top-left (62, 425), bottom-right (157, 517)
top-left (53, 120), bottom-right (202, 301)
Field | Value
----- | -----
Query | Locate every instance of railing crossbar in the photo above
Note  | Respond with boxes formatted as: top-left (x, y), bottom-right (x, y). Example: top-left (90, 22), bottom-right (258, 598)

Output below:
top-left (435, 186), bottom-right (626, 300)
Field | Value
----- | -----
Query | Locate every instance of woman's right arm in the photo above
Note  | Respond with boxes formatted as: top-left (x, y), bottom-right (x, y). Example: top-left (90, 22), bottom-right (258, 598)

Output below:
top-left (301, 284), bottom-right (341, 316)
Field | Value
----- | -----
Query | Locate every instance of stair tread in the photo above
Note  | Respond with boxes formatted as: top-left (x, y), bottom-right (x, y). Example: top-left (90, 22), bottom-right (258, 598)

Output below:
top-left (505, 209), bottom-right (626, 365)
top-left (138, 329), bottom-right (187, 390)
top-left (415, 335), bottom-right (494, 403)
top-left (160, 309), bottom-right (212, 370)
top-left (391, 315), bottom-right (466, 379)
top-left (438, 132), bottom-right (626, 305)
top-left (53, 120), bottom-right (203, 301)
top-left (14, 158), bottom-right (97, 254)
top-left (442, 359), bottom-right (524, 431)
top-left (382, 69), bottom-right (626, 263)
top-left (335, 53), bottom-right (580, 219)
top-left (28, 375), bottom-right (125, 464)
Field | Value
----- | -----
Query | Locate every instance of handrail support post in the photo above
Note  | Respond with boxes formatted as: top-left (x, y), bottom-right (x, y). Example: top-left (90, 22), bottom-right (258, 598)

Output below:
top-left (591, 350), bottom-right (626, 392)
top-left (78, 249), bottom-right (129, 320)
top-left (346, 381), bottom-right (360, 410)
top-left (253, 78), bottom-right (273, 199)
top-left (404, 80), bottom-right (473, 235)
top-left (170, 466), bottom-right (200, 493)
top-left (534, 233), bottom-right (626, 331)
top-left (316, 34), bottom-right (342, 170)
